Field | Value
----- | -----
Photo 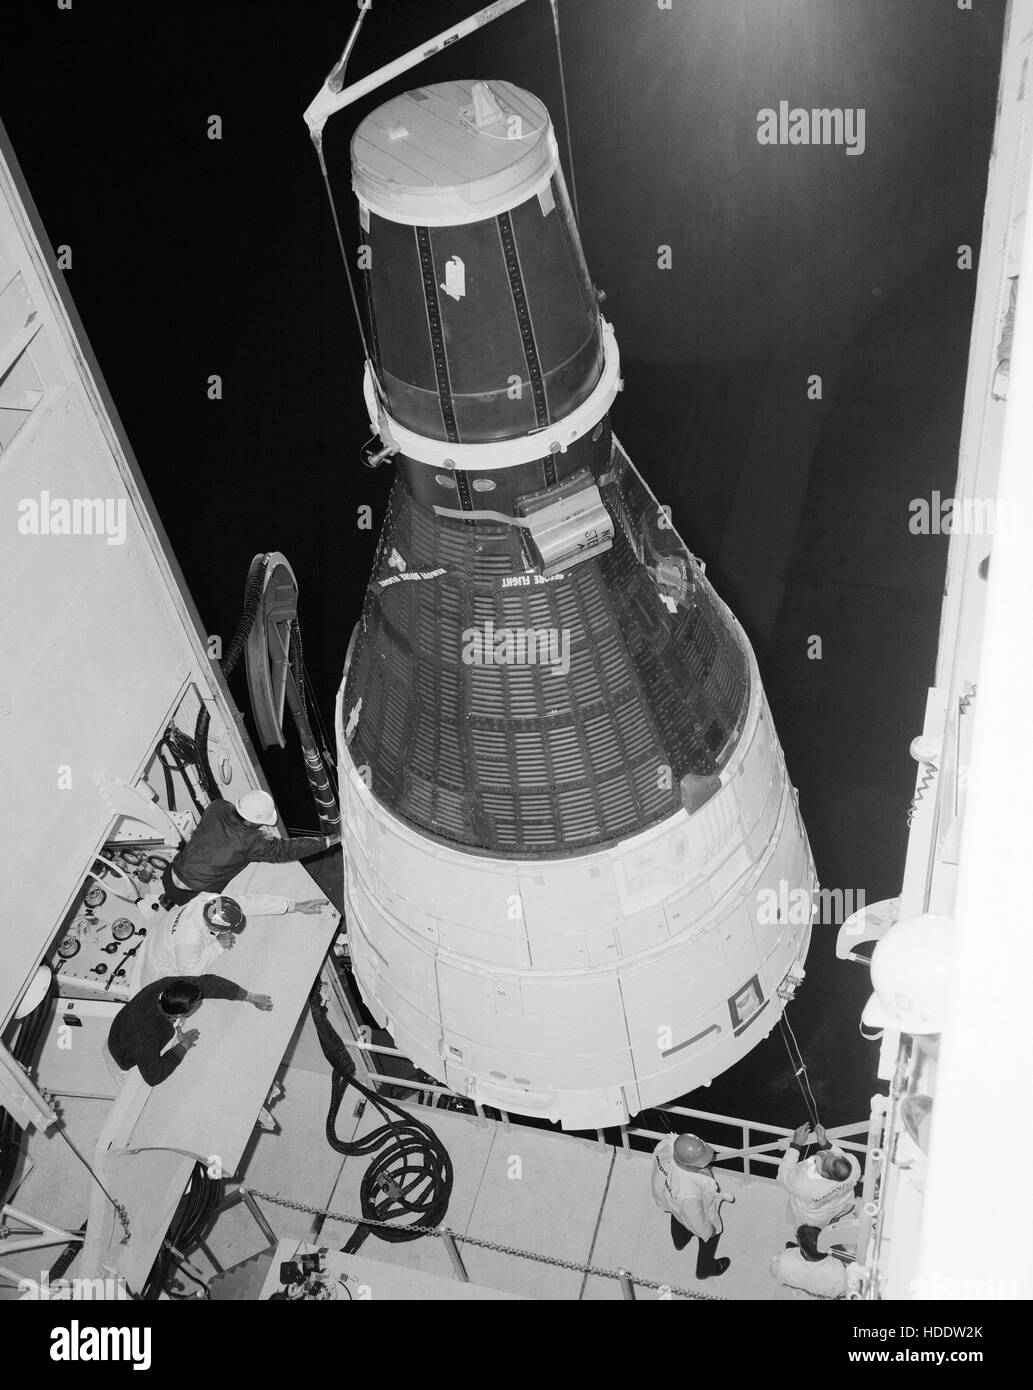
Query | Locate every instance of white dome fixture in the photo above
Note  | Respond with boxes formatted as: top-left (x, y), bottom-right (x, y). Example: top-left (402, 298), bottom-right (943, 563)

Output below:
top-left (861, 913), bottom-right (955, 1035)
top-left (14, 964), bottom-right (52, 1019)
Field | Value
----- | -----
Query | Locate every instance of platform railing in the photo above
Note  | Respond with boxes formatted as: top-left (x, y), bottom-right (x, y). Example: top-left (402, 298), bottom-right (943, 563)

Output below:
top-left (335, 1035), bottom-right (870, 1179)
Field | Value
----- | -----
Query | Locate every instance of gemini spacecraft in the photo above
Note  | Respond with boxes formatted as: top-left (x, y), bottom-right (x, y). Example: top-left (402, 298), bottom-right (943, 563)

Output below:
top-left (334, 79), bottom-right (816, 1129)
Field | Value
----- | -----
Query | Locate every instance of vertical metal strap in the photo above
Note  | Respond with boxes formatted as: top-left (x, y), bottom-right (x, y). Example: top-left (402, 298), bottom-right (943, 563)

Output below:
top-left (414, 225), bottom-right (460, 443)
top-left (496, 211), bottom-right (550, 428)
top-left (453, 469), bottom-right (474, 512)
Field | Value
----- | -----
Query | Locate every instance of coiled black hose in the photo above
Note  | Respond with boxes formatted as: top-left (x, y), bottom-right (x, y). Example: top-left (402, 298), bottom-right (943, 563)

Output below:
top-left (307, 985), bottom-right (453, 1254)
top-left (159, 726), bottom-right (206, 817)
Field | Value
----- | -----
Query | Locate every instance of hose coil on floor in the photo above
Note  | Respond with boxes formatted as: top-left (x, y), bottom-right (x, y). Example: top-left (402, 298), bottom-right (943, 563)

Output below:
top-left (308, 985), bottom-right (453, 1254)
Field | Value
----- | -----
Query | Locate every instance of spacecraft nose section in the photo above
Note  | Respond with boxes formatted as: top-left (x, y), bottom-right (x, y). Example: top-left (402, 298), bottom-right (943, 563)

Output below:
top-left (352, 80), bottom-right (602, 444)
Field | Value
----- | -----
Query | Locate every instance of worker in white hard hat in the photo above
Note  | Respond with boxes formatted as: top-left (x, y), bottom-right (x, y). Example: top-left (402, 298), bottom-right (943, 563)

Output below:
top-left (160, 790), bottom-right (340, 906)
top-left (778, 1123), bottom-right (860, 1229)
top-left (140, 889), bottom-right (327, 987)
top-left (651, 1132), bottom-right (735, 1279)
top-left (770, 1225), bottom-right (848, 1300)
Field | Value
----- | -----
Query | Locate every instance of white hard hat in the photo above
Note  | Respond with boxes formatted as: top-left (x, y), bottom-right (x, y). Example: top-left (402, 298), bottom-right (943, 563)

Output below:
top-left (235, 790), bottom-right (277, 826)
top-left (861, 913), bottom-right (954, 1035)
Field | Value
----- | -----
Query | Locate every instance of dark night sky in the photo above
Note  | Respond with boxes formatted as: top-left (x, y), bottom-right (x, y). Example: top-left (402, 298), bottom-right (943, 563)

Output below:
top-left (0, 0), bottom-right (1006, 1127)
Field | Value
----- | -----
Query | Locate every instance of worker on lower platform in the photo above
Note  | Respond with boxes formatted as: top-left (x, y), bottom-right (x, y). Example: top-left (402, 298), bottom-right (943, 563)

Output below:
top-left (103, 975), bottom-right (272, 1087)
top-left (770, 1225), bottom-right (848, 1300)
top-left (778, 1123), bottom-right (861, 1229)
top-left (140, 890), bottom-right (326, 987)
top-left (651, 1132), bottom-right (734, 1280)
top-left (160, 790), bottom-right (339, 907)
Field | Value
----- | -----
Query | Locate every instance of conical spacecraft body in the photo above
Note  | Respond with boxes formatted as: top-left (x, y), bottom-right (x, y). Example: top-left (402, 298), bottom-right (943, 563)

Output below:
top-left (337, 80), bottom-right (816, 1128)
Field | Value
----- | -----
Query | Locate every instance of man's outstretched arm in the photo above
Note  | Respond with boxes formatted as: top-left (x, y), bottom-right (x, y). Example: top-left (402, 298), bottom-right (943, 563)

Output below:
top-left (248, 832), bottom-right (339, 864)
top-left (234, 893), bottom-right (327, 918)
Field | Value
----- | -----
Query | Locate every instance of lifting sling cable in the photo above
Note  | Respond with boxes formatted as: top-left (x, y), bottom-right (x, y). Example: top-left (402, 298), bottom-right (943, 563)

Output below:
top-left (778, 1010), bottom-right (822, 1134)
top-left (308, 0), bottom-right (374, 371)
top-left (652, 1007), bottom-right (823, 1153)
top-left (315, 139), bottom-right (374, 369)
top-left (548, 0), bottom-right (581, 228)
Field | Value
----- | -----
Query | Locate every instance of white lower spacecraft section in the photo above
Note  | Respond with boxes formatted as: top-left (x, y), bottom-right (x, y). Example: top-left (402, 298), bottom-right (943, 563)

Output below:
top-left (337, 642), bottom-right (815, 1130)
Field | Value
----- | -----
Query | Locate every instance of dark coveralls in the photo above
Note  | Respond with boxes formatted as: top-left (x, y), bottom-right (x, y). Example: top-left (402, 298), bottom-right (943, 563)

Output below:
top-left (162, 798), bottom-right (327, 905)
top-left (106, 974), bottom-right (247, 1085)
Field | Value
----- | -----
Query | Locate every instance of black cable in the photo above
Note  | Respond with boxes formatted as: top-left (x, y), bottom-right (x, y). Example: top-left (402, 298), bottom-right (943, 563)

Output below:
top-left (192, 703), bottom-right (220, 802)
top-left (298, 649), bottom-right (341, 799)
top-left (222, 553), bottom-right (272, 679)
top-left (159, 733), bottom-right (206, 817)
top-left (287, 623), bottom-right (340, 835)
top-left (307, 985), bottom-right (452, 1254)
top-left (48, 1222), bottom-right (88, 1282)
top-left (157, 746), bottom-right (176, 811)
top-left (141, 1162), bottom-right (222, 1300)
top-left (290, 618), bottom-right (306, 706)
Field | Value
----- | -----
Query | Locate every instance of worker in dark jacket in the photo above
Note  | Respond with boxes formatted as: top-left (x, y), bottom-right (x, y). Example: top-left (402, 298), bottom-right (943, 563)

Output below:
top-left (161, 791), bottom-right (338, 906)
top-left (104, 974), bottom-right (272, 1087)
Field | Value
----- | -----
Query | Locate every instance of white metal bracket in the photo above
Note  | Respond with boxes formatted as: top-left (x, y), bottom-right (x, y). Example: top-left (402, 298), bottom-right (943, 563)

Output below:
top-left (0, 1045), bottom-right (57, 1134)
top-left (836, 896), bottom-right (900, 964)
top-left (92, 771), bottom-right (183, 847)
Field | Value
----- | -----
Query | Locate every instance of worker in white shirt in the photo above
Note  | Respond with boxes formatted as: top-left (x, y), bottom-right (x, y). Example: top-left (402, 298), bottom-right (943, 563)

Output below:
top-left (778, 1122), bottom-right (860, 1229)
top-left (770, 1225), bottom-right (848, 1300)
top-left (139, 891), bottom-right (325, 987)
top-left (651, 1132), bottom-right (734, 1279)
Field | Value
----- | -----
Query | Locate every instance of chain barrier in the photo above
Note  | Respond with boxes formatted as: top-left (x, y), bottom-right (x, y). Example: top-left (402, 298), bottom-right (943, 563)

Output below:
top-left (241, 1186), bottom-right (725, 1301)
